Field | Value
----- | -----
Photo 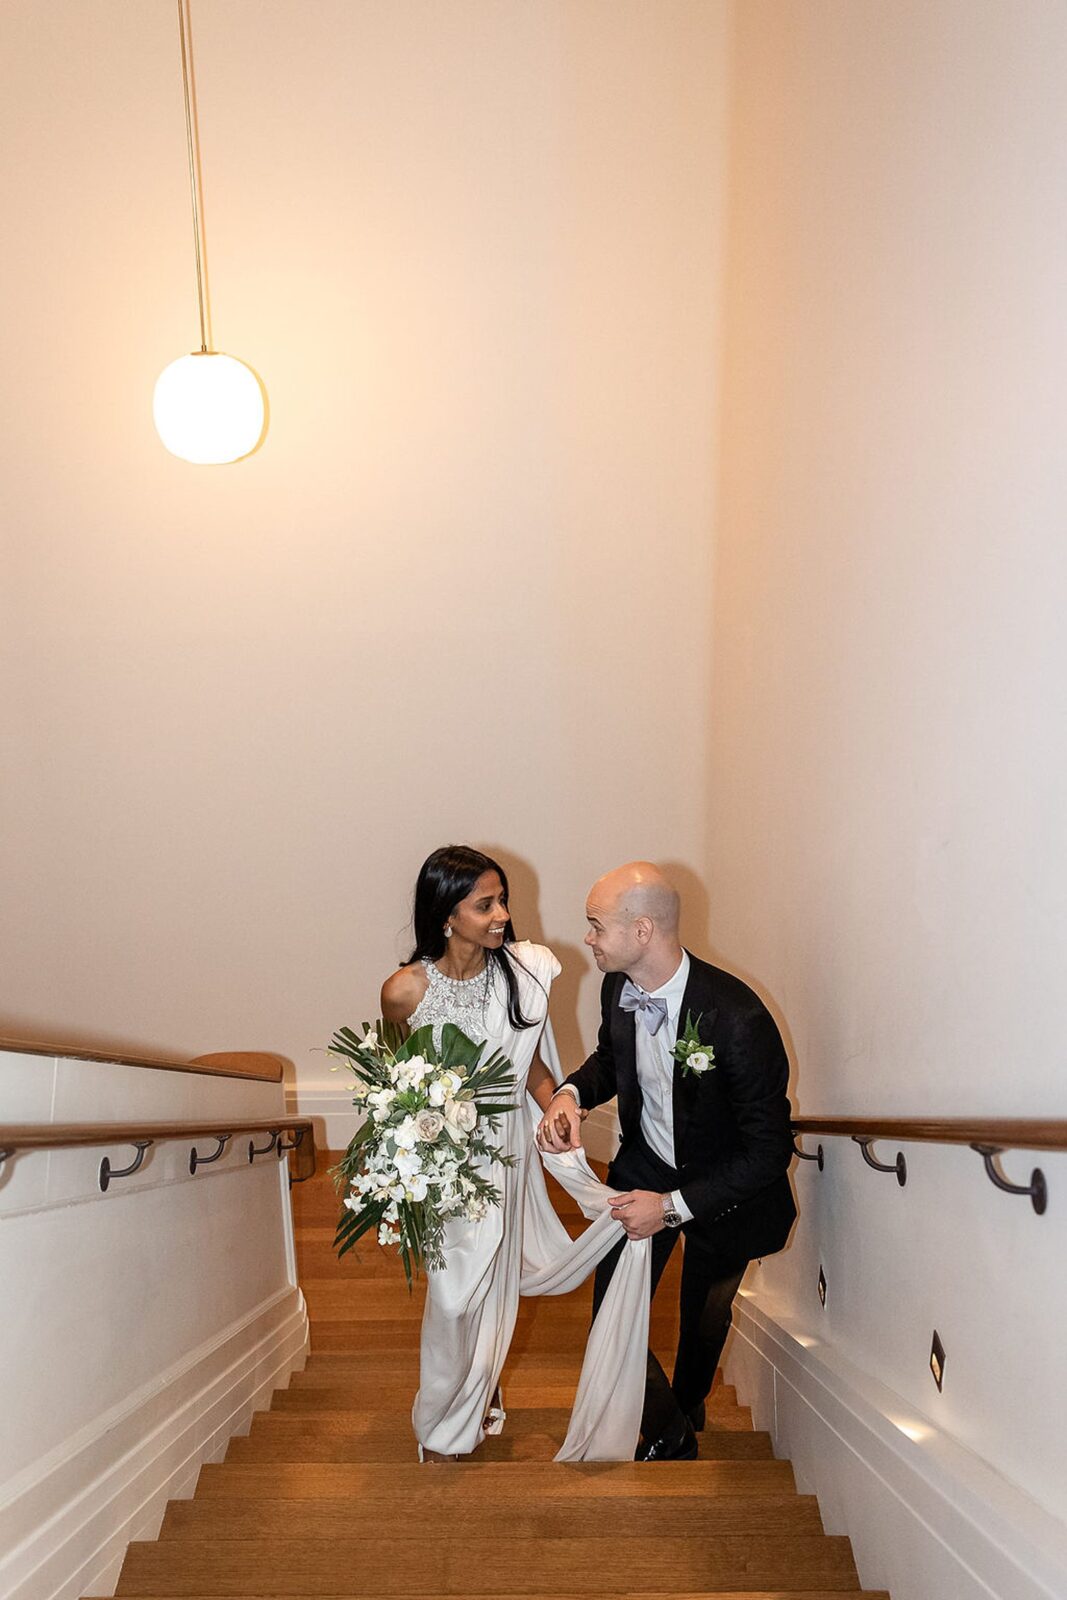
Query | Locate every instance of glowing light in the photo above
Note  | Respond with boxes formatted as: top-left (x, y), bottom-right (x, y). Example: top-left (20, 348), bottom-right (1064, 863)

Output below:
top-left (153, 352), bottom-right (265, 464)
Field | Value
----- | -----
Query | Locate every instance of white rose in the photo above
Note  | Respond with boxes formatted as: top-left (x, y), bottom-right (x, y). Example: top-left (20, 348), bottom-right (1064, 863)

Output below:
top-left (687, 1051), bottom-right (711, 1074)
top-left (452, 1100), bottom-right (478, 1133)
top-left (414, 1109), bottom-right (444, 1143)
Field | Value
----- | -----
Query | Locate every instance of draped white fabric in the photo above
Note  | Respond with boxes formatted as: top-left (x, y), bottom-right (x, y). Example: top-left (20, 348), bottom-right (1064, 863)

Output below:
top-left (411, 943), bottom-right (650, 1461)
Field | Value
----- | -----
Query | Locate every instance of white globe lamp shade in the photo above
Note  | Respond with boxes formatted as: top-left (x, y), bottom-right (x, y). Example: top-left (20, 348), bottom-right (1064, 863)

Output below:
top-left (153, 351), bottom-right (265, 464)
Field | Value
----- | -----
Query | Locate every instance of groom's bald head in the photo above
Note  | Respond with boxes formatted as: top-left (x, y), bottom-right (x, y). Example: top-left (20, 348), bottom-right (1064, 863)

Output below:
top-left (585, 861), bottom-right (683, 983)
top-left (594, 862), bottom-right (680, 933)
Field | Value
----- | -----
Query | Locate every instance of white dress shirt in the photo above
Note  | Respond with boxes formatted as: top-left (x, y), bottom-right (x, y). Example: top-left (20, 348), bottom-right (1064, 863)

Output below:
top-left (631, 953), bottom-right (694, 1223)
top-left (560, 952), bottom-right (694, 1223)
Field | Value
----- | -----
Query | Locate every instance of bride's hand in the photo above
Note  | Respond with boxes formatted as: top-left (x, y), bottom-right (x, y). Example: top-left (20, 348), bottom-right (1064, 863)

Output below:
top-left (537, 1093), bottom-right (583, 1153)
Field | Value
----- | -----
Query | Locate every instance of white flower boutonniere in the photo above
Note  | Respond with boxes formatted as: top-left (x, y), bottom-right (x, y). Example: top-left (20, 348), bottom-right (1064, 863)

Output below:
top-left (672, 1011), bottom-right (715, 1077)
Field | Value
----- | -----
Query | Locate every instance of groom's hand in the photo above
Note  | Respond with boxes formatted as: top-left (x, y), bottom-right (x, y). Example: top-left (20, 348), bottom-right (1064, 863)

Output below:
top-left (610, 1190), bottom-right (666, 1239)
top-left (537, 1092), bottom-right (583, 1152)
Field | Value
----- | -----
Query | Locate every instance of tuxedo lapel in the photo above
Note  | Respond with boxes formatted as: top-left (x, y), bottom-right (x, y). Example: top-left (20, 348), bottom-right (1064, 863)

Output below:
top-left (672, 953), bottom-right (717, 1136)
top-left (609, 973), bottom-right (641, 1122)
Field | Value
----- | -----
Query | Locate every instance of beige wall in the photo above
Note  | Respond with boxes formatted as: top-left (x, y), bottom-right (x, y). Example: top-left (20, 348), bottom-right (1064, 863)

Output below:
top-left (710, 0), bottom-right (1067, 1531)
top-left (1, 1), bottom-right (729, 1078)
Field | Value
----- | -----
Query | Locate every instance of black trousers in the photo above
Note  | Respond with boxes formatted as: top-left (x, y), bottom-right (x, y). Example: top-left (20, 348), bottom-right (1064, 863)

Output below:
top-left (593, 1134), bottom-right (748, 1443)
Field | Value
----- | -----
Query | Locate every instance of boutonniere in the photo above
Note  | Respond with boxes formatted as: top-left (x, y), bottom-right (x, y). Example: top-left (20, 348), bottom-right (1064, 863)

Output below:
top-left (672, 1011), bottom-right (714, 1077)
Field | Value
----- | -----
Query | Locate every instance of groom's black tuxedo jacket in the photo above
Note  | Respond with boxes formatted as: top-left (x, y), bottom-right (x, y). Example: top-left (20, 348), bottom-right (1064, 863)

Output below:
top-left (564, 953), bottom-right (796, 1264)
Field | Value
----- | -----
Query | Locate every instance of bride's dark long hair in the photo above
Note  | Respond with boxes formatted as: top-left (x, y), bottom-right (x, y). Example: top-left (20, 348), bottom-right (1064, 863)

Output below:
top-left (406, 845), bottom-right (538, 1031)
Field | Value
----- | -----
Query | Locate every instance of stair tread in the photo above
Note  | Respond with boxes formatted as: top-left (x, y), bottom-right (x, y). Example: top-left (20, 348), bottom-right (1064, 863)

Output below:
top-left (116, 1534), bottom-right (861, 1596)
top-left (161, 1494), bottom-right (823, 1539)
top-left (194, 1459), bottom-right (797, 1496)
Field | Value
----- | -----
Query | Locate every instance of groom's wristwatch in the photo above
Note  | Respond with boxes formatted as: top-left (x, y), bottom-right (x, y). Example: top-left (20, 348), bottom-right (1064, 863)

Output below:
top-left (662, 1195), bottom-right (684, 1229)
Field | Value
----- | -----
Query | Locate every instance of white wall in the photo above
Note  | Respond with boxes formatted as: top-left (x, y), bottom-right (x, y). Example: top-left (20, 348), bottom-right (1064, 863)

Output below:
top-left (0, 1050), bottom-right (305, 1600)
top-left (0, 0), bottom-right (729, 1088)
top-left (710, 2), bottom-right (1067, 1594)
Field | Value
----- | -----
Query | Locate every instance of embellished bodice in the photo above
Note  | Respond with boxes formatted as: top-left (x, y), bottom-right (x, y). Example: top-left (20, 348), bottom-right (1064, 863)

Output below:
top-left (408, 956), bottom-right (495, 1048)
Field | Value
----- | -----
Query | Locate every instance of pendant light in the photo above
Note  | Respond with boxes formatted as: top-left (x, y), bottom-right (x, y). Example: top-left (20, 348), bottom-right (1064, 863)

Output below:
top-left (154, 0), bottom-right (265, 464)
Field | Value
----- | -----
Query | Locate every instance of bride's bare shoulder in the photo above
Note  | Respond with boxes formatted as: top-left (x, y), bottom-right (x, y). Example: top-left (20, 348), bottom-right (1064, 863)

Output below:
top-left (380, 962), bottom-right (428, 1022)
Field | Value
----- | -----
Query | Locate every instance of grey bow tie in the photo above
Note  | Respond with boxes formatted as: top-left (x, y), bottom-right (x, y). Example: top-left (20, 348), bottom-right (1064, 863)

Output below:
top-left (619, 978), bottom-right (669, 1035)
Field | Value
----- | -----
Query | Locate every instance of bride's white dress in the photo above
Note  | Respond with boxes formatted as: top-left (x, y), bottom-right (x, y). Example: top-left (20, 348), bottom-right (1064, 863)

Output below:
top-left (409, 941), bottom-right (651, 1461)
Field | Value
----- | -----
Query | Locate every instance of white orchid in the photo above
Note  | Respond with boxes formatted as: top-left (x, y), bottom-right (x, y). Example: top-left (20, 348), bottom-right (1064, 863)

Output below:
top-left (393, 1116), bottom-right (419, 1151)
top-left (393, 1148), bottom-right (422, 1181)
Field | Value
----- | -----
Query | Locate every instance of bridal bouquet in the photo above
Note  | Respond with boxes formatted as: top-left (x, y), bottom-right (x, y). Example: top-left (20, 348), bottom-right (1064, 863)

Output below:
top-left (329, 1019), bottom-right (517, 1287)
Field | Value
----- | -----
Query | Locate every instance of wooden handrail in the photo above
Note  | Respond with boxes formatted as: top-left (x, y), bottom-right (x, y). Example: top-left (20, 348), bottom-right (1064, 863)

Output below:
top-left (0, 1036), bottom-right (285, 1083)
top-left (0, 1117), bottom-right (316, 1181)
top-left (792, 1117), bottom-right (1067, 1153)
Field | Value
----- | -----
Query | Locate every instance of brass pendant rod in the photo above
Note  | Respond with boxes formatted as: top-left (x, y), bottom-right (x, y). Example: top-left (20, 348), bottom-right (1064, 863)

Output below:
top-left (177, 0), bottom-right (209, 353)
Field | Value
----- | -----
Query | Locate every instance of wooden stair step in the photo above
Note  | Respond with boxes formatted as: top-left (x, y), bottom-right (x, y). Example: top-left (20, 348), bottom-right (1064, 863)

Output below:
top-left (225, 1421), bottom-right (774, 1465)
top-left (110, 1593), bottom-right (886, 1600)
top-left (269, 1384), bottom-right (748, 1423)
top-left (108, 1593), bottom-right (887, 1600)
top-left (115, 1534), bottom-right (861, 1595)
top-left (303, 1320), bottom-right (680, 1355)
top-left (161, 1493), bottom-right (821, 1539)
top-left (290, 1350), bottom-right (718, 1382)
top-left (193, 1459), bottom-right (798, 1499)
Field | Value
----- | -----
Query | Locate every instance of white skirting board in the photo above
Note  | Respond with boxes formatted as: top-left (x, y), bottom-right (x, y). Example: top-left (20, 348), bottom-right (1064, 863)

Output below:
top-left (725, 1292), bottom-right (1067, 1600)
top-left (0, 1286), bottom-right (309, 1600)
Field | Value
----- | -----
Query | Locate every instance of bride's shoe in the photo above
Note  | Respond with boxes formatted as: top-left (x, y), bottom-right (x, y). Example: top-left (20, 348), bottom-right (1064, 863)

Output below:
top-left (483, 1384), bottom-right (506, 1434)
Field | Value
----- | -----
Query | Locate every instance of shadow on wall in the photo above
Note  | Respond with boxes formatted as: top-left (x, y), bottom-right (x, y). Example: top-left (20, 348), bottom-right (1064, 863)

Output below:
top-left (480, 842), bottom-right (586, 1069)
top-left (661, 859), bottom-right (803, 1107)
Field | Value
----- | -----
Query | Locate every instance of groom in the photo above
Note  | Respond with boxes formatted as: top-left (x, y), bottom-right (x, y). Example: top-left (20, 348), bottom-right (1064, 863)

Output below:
top-left (538, 862), bottom-right (796, 1461)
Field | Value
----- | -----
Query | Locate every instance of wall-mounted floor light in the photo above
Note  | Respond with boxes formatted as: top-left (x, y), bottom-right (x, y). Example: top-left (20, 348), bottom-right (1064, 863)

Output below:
top-left (154, 0), bottom-right (265, 464)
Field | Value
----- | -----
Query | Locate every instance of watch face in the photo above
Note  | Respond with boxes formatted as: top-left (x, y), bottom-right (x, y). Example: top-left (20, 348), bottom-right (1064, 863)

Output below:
top-left (663, 1208), bottom-right (683, 1228)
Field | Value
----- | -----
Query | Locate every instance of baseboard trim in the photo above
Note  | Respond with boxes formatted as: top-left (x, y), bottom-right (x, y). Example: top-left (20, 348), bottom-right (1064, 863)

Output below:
top-left (725, 1292), bottom-right (1067, 1600)
top-left (0, 1286), bottom-right (309, 1600)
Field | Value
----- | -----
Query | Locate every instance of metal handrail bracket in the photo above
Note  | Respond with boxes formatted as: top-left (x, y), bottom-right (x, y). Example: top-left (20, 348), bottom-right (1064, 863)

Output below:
top-left (853, 1135), bottom-right (907, 1186)
top-left (100, 1139), bottom-right (153, 1192)
top-left (794, 1138), bottom-right (824, 1171)
top-left (971, 1143), bottom-right (1047, 1215)
top-left (189, 1134), bottom-right (232, 1174)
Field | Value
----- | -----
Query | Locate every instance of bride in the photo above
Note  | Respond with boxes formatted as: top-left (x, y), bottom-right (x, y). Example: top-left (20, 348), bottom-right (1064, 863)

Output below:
top-left (380, 844), bottom-right (569, 1462)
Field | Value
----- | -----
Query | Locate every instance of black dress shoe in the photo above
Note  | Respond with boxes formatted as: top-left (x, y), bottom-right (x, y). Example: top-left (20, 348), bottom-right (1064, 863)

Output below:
top-left (635, 1417), bottom-right (699, 1462)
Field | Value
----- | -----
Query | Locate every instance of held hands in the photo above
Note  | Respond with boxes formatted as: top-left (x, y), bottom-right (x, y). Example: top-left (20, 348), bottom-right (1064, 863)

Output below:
top-left (536, 1092), bottom-right (585, 1153)
top-left (609, 1189), bottom-right (667, 1239)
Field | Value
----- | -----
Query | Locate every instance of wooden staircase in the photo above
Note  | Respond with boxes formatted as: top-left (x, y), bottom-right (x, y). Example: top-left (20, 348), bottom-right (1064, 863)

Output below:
top-left (109, 1155), bottom-right (888, 1600)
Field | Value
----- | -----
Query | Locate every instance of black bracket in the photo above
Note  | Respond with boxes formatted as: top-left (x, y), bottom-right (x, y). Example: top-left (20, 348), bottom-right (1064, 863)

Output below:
top-left (793, 1138), bottom-right (824, 1171)
top-left (189, 1134), bottom-right (232, 1174)
top-left (100, 1140), bottom-right (153, 1192)
top-left (248, 1131), bottom-right (280, 1163)
top-left (971, 1143), bottom-right (1047, 1215)
top-left (853, 1136), bottom-right (907, 1186)
top-left (277, 1128), bottom-right (306, 1156)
